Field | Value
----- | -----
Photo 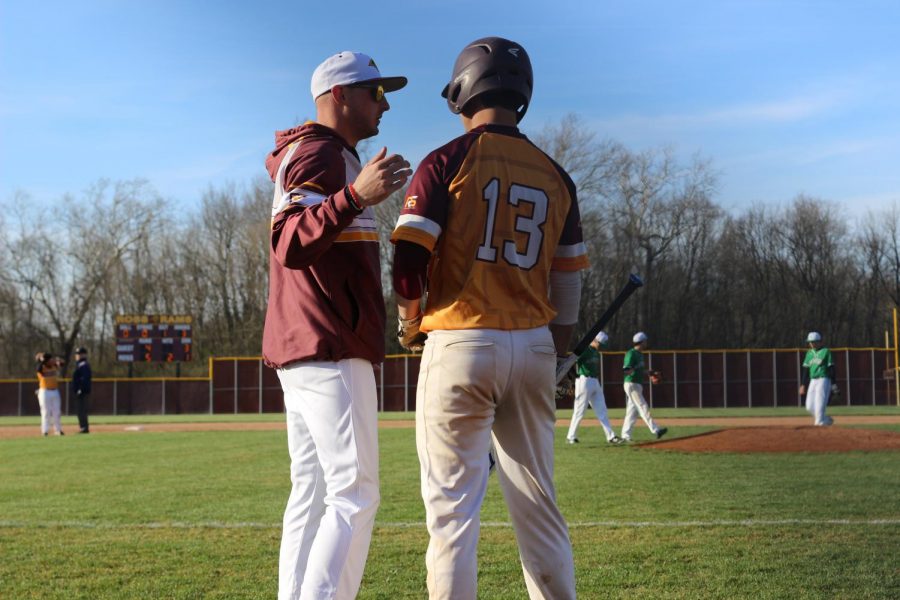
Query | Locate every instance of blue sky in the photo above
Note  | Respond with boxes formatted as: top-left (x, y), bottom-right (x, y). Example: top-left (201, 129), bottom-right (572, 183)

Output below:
top-left (2, 0), bottom-right (898, 217)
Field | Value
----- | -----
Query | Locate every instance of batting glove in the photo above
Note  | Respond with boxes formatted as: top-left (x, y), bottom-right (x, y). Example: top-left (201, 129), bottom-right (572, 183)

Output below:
top-left (398, 314), bottom-right (427, 352)
top-left (555, 355), bottom-right (575, 403)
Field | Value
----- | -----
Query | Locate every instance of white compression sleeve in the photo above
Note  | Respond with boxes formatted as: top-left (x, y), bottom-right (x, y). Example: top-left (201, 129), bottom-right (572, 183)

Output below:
top-left (549, 270), bottom-right (582, 326)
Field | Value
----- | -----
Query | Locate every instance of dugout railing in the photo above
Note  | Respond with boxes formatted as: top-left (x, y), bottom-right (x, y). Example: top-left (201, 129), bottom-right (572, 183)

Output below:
top-left (0, 349), bottom-right (896, 416)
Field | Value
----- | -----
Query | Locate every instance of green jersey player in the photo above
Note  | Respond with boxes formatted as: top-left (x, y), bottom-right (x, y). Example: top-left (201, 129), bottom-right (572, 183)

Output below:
top-left (799, 331), bottom-right (836, 426)
top-left (566, 332), bottom-right (622, 444)
top-left (620, 332), bottom-right (667, 441)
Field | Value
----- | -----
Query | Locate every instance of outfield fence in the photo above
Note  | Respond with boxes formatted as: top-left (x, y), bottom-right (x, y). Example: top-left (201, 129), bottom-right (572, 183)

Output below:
top-left (0, 349), bottom-right (896, 416)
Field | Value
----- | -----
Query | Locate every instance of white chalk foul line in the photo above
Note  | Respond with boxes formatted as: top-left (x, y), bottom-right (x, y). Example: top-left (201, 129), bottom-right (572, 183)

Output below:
top-left (418, 518), bottom-right (900, 528)
top-left (1, 518), bottom-right (899, 530)
top-left (558, 518), bottom-right (900, 528)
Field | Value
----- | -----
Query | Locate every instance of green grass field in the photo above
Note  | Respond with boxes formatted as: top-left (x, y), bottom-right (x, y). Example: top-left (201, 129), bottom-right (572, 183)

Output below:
top-left (1, 410), bottom-right (899, 599)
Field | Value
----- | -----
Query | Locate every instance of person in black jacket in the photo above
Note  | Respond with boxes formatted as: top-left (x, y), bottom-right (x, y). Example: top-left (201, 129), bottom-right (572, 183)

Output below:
top-left (71, 347), bottom-right (92, 433)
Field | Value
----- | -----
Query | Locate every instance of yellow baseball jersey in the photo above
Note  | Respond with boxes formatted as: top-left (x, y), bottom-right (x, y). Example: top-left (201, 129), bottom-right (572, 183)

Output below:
top-left (37, 367), bottom-right (59, 390)
top-left (391, 124), bottom-right (589, 331)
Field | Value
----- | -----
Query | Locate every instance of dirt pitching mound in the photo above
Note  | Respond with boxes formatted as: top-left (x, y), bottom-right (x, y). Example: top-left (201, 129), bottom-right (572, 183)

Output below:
top-left (644, 426), bottom-right (900, 453)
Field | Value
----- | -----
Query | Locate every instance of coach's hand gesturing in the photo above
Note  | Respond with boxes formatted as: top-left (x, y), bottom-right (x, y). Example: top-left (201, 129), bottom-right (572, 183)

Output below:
top-left (352, 147), bottom-right (412, 207)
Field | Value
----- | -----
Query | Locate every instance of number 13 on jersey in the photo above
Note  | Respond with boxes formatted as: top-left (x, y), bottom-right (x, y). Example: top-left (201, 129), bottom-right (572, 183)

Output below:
top-left (476, 178), bottom-right (548, 270)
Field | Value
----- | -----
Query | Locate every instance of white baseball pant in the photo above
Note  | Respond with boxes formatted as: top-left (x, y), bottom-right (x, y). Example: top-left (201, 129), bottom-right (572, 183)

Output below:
top-left (37, 389), bottom-right (62, 435)
top-left (416, 326), bottom-right (576, 600)
top-left (805, 377), bottom-right (833, 426)
top-left (567, 376), bottom-right (616, 442)
top-left (621, 382), bottom-right (661, 440)
top-left (276, 359), bottom-right (380, 600)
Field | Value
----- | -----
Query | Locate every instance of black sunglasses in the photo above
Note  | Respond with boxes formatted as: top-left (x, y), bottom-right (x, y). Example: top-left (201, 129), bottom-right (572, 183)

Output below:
top-left (349, 83), bottom-right (385, 102)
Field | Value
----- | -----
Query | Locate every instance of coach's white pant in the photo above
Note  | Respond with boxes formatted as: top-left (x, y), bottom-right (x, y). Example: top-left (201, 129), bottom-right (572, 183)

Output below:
top-left (805, 377), bottom-right (833, 426)
top-left (37, 389), bottom-right (62, 435)
top-left (621, 382), bottom-right (661, 440)
top-left (416, 327), bottom-right (576, 600)
top-left (567, 376), bottom-right (616, 442)
top-left (276, 359), bottom-right (380, 600)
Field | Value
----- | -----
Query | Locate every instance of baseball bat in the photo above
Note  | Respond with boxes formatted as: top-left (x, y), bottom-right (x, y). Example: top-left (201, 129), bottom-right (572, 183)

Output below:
top-left (555, 273), bottom-right (644, 384)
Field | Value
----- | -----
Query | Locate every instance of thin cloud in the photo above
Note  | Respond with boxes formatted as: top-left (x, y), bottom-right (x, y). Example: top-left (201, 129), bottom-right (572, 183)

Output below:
top-left (841, 192), bottom-right (900, 214)
top-left (705, 94), bottom-right (843, 123)
top-left (794, 138), bottom-right (884, 165)
top-left (146, 145), bottom-right (269, 193)
top-left (717, 135), bottom-right (893, 170)
top-left (598, 90), bottom-right (851, 135)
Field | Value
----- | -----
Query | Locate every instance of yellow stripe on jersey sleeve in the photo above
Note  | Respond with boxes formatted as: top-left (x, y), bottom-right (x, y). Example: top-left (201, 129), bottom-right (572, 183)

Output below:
top-left (552, 242), bottom-right (590, 271)
top-left (335, 231), bottom-right (379, 242)
top-left (551, 255), bottom-right (591, 271)
top-left (299, 181), bottom-right (326, 193)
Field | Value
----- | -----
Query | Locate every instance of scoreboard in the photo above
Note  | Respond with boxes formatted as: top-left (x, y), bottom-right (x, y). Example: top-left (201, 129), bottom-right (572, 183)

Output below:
top-left (115, 314), bottom-right (193, 362)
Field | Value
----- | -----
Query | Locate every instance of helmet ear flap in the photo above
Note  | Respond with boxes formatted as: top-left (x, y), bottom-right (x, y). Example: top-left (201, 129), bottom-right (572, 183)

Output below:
top-left (441, 81), bottom-right (464, 114)
top-left (448, 83), bottom-right (462, 107)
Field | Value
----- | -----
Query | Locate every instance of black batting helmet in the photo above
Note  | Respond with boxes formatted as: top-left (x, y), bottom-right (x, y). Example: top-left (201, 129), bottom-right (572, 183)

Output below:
top-left (441, 37), bottom-right (533, 122)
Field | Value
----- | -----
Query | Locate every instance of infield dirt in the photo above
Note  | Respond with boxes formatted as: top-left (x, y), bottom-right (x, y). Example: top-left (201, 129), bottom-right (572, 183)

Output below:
top-left (2, 416), bottom-right (900, 452)
top-left (641, 425), bottom-right (900, 452)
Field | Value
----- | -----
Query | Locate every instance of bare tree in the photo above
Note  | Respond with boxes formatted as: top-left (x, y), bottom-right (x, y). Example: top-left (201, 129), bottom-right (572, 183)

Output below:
top-left (600, 147), bottom-right (717, 334)
top-left (1, 180), bottom-right (164, 371)
top-left (172, 180), bottom-right (272, 357)
top-left (710, 196), bottom-right (868, 347)
top-left (531, 116), bottom-right (719, 346)
top-left (659, 194), bottom-right (724, 346)
top-left (861, 202), bottom-right (900, 306)
top-left (4, 116), bottom-right (898, 375)
top-left (532, 113), bottom-right (623, 206)
top-left (777, 196), bottom-right (858, 340)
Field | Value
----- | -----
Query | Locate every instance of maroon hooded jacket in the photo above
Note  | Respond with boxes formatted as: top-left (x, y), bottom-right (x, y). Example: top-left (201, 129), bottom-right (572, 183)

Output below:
top-left (262, 122), bottom-right (385, 368)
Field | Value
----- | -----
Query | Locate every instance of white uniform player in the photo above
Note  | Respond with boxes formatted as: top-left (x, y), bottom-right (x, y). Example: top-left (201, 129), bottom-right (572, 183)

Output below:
top-left (566, 331), bottom-right (622, 444)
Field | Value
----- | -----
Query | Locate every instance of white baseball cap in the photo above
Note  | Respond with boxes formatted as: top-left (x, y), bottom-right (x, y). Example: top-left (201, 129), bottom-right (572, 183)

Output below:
top-left (806, 331), bottom-right (822, 343)
top-left (311, 51), bottom-right (407, 100)
top-left (633, 332), bottom-right (648, 344)
top-left (594, 331), bottom-right (609, 345)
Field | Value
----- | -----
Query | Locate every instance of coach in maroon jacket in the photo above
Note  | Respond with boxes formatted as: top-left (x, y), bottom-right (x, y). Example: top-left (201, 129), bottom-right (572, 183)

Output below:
top-left (262, 51), bottom-right (410, 600)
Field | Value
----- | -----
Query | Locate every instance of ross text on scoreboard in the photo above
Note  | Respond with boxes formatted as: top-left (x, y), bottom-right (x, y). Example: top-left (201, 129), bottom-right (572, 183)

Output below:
top-left (115, 314), bottom-right (193, 362)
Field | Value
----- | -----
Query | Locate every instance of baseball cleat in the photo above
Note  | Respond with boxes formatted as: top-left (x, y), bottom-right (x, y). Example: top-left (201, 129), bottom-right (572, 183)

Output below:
top-left (566, 438), bottom-right (579, 444)
top-left (655, 427), bottom-right (668, 439)
top-left (609, 436), bottom-right (623, 444)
